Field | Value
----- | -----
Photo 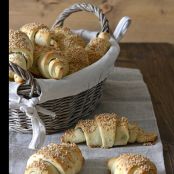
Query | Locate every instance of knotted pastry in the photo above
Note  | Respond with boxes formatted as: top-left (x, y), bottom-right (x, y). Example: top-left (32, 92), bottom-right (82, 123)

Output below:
top-left (20, 22), bottom-right (57, 47)
top-left (61, 113), bottom-right (157, 148)
top-left (53, 27), bottom-right (86, 51)
top-left (108, 153), bottom-right (157, 174)
top-left (30, 45), bottom-right (69, 79)
top-left (85, 32), bottom-right (110, 64)
top-left (9, 29), bottom-right (33, 83)
top-left (64, 46), bottom-right (89, 74)
top-left (24, 143), bottom-right (84, 174)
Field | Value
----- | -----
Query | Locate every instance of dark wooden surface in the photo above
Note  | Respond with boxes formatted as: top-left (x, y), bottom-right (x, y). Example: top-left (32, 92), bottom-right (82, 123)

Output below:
top-left (117, 43), bottom-right (174, 173)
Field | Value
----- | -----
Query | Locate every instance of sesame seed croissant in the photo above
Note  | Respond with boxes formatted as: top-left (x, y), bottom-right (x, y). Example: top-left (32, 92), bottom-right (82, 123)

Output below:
top-left (9, 29), bottom-right (33, 83)
top-left (108, 153), bottom-right (157, 174)
top-left (24, 143), bottom-right (84, 174)
top-left (61, 113), bottom-right (157, 148)
top-left (64, 46), bottom-right (89, 74)
top-left (85, 32), bottom-right (111, 65)
top-left (53, 27), bottom-right (86, 51)
top-left (30, 45), bottom-right (69, 79)
top-left (20, 22), bottom-right (57, 48)
top-left (25, 159), bottom-right (60, 174)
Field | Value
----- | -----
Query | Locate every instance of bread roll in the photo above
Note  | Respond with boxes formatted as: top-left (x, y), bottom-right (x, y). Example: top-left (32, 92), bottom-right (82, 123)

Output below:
top-left (61, 113), bottom-right (157, 148)
top-left (25, 159), bottom-right (60, 174)
top-left (9, 29), bottom-right (33, 83)
top-left (53, 27), bottom-right (86, 51)
top-left (20, 22), bottom-right (57, 48)
top-left (30, 45), bottom-right (69, 79)
top-left (64, 46), bottom-right (89, 74)
top-left (24, 143), bottom-right (84, 174)
top-left (53, 27), bottom-right (73, 50)
top-left (108, 153), bottom-right (157, 174)
top-left (85, 32), bottom-right (110, 64)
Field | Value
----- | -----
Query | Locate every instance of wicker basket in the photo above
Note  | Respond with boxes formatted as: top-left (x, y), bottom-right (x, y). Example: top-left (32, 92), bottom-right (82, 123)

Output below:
top-left (9, 3), bottom-right (131, 136)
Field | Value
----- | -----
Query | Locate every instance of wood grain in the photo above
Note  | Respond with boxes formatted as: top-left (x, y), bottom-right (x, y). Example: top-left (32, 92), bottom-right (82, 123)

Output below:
top-left (9, 0), bottom-right (174, 43)
top-left (117, 43), bottom-right (174, 174)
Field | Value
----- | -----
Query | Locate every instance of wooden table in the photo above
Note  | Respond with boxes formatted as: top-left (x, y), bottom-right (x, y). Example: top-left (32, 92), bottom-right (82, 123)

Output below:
top-left (117, 43), bottom-right (174, 173)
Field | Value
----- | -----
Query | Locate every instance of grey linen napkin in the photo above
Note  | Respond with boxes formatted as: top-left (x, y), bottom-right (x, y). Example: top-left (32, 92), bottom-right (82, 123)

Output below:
top-left (9, 67), bottom-right (166, 174)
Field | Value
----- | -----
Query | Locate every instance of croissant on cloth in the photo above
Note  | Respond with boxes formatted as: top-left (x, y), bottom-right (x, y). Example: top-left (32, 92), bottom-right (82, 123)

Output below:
top-left (108, 153), bottom-right (157, 174)
top-left (85, 32), bottom-right (111, 64)
top-left (53, 26), bottom-right (87, 51)
top-left (30, 45), bottom-right (69, 79)
top-left (20, 22), bottom-right (57, 47)
top-left (61, 113), bottom-right (157, 148)
top-left (9, 29), bottom-right (33, 83)
top-left (24, 143), bottom-right (84, 174)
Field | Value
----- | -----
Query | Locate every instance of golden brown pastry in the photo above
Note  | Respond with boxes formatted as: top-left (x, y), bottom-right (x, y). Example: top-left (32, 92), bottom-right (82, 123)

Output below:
top-left (53, 26), bottom-right (73, 50)
top-left (25, 159), bottom-right (60, 174)
top-left (108, 153), bottom-right (157, 174)
top-left (20, 22), bottom-right (57, 47)
top-left (53, 26), bottom-right (86, 51)
top-left (63, 34), bottom-right (86, 50)
top-left (9, 29), bottom-right (33, 83)
top-left (61, 113), bottom-right (157, 148)
top-left (25, 143), bottom-right (84, 174)
top-left (64, 46), bottom-right (89, 74)
top-left (85, 32), bottom-right (110, 64)
top-left (30, 45), bottom-right (69, 79)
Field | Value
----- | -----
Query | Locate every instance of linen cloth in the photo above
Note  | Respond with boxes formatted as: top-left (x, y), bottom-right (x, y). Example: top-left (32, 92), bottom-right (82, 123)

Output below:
top-left (9, 67), bottom-right (166, 174)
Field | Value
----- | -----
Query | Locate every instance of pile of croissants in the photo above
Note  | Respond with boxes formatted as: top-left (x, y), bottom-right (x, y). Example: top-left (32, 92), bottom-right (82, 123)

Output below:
top-left (24, 142), bottom-right (157, 174)
top-left (9, 22), bottom-right (111, 83)
top-left (24, 113), bottom-right (158, 174)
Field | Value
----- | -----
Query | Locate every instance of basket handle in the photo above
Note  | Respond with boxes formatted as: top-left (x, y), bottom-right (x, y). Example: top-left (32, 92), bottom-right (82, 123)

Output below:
top-left (51, 3), bottom-right (110, 34)
top-left (113, 16), bottom-right (131, 42)
top-left (9, 62), bottom-right (41, 98)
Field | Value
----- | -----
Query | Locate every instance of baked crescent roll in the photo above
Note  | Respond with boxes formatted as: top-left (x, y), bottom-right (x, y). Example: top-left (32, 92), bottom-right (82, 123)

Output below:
top-left (25, 143), bottom-right (84, 174)
top-left (61, 113), bottom-right (157, 148)
top-left (20, 22), bottom-right (57, 48)
top-left (30, 45), bottom-right (69, 79)
top-left (64, 46), bottom-right (89, 74)
top-left (53, 27), bottom-right (86, 51)
top-left (53, 27), bottom-right (73, 50)
top-left (63, 34), bottom-right (86, 50)
top-left (25, 159), bottom-right (60, 174)
top-left (9, 29), bottom-right (33, 83)
top-left (108, 153), bottom-right (157, 174)
top-left (114, 116), bottom-right (130, 146)
top-left (85, 32), bottom-right (110, 64)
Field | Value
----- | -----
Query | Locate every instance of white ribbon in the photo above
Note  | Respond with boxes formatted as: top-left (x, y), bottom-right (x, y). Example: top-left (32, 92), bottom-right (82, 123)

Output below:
top-left (9, 97), bottom-right (56, 150)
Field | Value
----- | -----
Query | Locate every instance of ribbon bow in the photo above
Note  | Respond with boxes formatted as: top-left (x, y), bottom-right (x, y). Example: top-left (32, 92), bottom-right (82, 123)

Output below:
top-left (9, 97), bottom-right (56, 150)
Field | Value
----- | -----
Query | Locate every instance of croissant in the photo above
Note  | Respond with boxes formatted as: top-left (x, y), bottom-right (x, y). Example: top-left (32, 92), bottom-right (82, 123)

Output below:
top-left (30, 45), bottom-right (69, 79)
top-left (20, 22), bottom-right (57, 48)
top-left (24, 143), bottom-right (84, 174)
top-left (64, 46), bottom-right (89, 74)
top-left (53, 26), bottom-right (73, 50)
top-left (53, 27), bottom-right (86, 51)
top-left (25, 159), bottom-right (60, 174)
top-left (9, 29), bottom-right (33, 83)
top-left (85, 32), bottom-right (110, 64)
top-left (108, 153), bottom-right (157, 174)
top-left (61, 113), bottom-right (157, 148)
